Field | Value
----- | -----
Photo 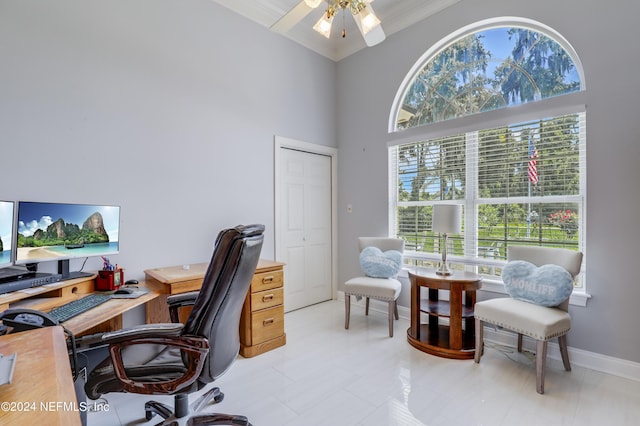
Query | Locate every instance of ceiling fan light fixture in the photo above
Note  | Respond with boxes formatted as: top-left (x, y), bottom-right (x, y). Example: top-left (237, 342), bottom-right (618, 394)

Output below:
top-left (313, 7), bottom-right (336, 39)
top-left (358, 5), bottom-right (381, 34)
top-left (304, 0), bottom-right (323, 8)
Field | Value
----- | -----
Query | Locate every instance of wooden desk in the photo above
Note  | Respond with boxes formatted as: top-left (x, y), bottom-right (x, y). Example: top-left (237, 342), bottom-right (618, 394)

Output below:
top-left (0, 327), bottom-right (81, 425)
top-left (144, 263), bottom-right (210, 324)
top-left (0, 276), bottom-right (159, 336)
top-left (239, 260), bottom-right (286, 357)
top-left (408, 270), bottom-right (482, 359)
top-left (145, 259), bottom-right (286, 357)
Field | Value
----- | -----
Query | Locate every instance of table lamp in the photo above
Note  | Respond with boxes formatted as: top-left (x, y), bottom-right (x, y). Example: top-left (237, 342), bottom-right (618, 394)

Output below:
top-left (432, 204), bottom-right (462, 275)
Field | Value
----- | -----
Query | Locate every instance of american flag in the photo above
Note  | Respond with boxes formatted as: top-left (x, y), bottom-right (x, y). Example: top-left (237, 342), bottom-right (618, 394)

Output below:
top-left (528, 135), bottom-right (538, 184)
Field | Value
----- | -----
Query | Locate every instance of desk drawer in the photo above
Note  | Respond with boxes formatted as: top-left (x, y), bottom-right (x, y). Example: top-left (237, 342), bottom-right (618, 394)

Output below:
top-left (251, 306), bottom-right (284, 345)
top-left (251, 270), bottom-right (283, 292)
top-left (251, 288), bottom-right (283, 311)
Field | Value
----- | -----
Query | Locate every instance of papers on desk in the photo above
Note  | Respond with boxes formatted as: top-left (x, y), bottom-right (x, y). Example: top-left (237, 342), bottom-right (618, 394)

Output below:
top-left (19, 286), bottom-right (49, 295)
top-left (43, 282), bottom-right (62, 288)
top-left (0, 352), bottom-right (17, 385)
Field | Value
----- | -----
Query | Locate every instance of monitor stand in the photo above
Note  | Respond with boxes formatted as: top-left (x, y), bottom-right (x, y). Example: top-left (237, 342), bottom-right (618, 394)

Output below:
top-left (58, 260), bottom-right (93, 281)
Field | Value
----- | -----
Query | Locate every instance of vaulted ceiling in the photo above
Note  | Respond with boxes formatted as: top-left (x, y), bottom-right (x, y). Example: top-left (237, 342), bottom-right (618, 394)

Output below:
top-left (209, 0), bottom-right (460, 61)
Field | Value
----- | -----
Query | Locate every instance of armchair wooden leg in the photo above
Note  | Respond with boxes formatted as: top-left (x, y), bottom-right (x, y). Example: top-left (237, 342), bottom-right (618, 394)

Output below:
top-left (536, 340), bottom-right (548, 394)
top-left (394, 300), bottom-right (399, 320)
top-left (345, 295), bottom-right (351, 330)
top-left (365, 297), bottom-right (370, 315)
top-left (474, 318), bottom-right (483, 363)
top-left (558, 334), bottom-right (571, 371)
top-left (388, 301), bottom-right (394, 337)
top-left (517, 334), bottom-right (523, 353)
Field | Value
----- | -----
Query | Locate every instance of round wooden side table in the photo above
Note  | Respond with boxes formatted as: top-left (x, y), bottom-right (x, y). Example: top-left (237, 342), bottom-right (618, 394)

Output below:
top-left (407, 270), bottom-right (482, 359)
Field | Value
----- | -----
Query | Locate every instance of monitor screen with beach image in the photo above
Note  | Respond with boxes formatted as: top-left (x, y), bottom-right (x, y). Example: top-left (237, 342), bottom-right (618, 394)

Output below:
top-left (15, 202), bottom-right (120, 278)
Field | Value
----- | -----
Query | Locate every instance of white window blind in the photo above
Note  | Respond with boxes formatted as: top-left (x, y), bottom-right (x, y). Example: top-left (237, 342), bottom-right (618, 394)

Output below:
top-left (389, 112), bottom-right (585, 283)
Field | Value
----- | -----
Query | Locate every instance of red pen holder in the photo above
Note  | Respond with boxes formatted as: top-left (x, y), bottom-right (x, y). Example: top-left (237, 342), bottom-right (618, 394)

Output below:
top-left (96, 269), bottom-right (124, 291)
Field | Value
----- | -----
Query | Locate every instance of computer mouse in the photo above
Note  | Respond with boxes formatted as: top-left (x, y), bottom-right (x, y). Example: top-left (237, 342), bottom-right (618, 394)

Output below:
top-left (114, 287), bottom-right (135, 295)
top-left (125, 279), bottom-right (139, 285)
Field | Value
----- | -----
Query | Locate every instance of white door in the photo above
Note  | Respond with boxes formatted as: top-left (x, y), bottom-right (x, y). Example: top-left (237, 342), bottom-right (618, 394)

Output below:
top-left (278, 146), bottom-right (333, 312)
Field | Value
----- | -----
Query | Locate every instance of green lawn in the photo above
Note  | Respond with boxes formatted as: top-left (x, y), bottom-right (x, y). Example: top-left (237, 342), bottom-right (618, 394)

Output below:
top-left (400, 222), bottom-right (579, 261)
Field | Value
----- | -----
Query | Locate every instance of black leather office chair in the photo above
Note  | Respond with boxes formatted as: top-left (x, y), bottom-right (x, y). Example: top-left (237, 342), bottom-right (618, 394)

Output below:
top-left (84, 224), bottom-right (265, 425)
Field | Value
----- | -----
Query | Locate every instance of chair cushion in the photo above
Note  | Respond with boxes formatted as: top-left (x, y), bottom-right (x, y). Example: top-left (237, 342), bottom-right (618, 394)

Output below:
top-left (359, 247), bottom-right (402, 278)
top-left (475, 298), bottom-right (571, 341)
top-left (502, 260), bottom-right (573, 307)
top-left (85, 345), bottom-right (189, 400)
top-left (344, 276), bottom-right (401, 301)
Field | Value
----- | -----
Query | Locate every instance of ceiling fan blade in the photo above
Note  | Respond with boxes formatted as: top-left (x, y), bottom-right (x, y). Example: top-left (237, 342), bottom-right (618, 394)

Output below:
top-left (361, 23), bottom-right (385, 47)
top-left (270, 1), bottom-right (317, 34)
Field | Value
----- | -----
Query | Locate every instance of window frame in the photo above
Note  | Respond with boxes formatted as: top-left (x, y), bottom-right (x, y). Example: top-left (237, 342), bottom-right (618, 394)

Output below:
top-left (387, 18), bottom-right (589, 306)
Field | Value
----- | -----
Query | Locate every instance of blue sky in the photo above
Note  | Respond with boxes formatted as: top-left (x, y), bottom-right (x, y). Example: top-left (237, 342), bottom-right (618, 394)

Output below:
top-left (17, 202), bottom-right (120, 241)
top-left (480, 27), bottom-right (579, 85)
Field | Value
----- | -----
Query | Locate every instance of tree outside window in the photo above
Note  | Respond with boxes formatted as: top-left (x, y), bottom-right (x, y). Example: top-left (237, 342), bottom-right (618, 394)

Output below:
top-left (389, 21), bottom-right (585, 283)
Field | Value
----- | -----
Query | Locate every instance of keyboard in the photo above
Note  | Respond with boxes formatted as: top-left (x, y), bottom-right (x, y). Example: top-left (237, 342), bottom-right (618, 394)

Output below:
top-left (48, 293), bottom-right (112, 323)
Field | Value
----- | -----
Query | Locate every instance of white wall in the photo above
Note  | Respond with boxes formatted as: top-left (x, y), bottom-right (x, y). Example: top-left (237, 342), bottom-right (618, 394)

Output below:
top-left (336, 0), bottom-right (640, 363)
top-left (0, 0), bottom-right (336, 277)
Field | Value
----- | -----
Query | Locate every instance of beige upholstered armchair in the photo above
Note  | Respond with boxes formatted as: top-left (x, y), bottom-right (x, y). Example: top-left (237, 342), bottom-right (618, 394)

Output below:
top-left (474, 245), bottom-right (583, 394)
top-left (344, 237), bottom-right (405, 337)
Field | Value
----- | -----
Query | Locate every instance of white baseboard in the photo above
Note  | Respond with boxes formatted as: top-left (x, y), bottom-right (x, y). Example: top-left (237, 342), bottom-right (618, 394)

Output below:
top-left (338, 291), bottom-right (640, 382)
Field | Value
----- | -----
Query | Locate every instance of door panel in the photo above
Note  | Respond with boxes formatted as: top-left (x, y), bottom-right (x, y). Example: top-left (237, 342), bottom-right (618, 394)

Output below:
top-left (280, 148), bottom-right (332, 311)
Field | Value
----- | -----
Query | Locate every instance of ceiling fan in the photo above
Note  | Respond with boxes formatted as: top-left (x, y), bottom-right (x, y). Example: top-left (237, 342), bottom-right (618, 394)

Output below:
top-left (271, 0), bottom-right (386, 47)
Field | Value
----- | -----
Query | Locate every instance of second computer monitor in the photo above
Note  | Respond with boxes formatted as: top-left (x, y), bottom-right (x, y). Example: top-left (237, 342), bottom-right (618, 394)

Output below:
top-left (15, 201), bottom-right (120, 278)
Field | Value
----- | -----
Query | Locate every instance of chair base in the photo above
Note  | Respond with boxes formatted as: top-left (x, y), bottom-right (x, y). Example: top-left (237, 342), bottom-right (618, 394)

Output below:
top-left (145, 388), bottom-right (250, 425)
top-left (186, 414), bottom-right (252, 426)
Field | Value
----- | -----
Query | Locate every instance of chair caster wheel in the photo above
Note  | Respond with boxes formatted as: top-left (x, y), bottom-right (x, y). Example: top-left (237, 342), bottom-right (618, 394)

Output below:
top-left (214, 392), bottom-right (224, 403)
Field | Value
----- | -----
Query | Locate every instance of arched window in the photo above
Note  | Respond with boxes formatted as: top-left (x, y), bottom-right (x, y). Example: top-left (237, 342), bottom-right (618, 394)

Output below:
top-left (388, 18), bottom-right (587, 292)
top-left (391, 18), bottom-right (584, 130)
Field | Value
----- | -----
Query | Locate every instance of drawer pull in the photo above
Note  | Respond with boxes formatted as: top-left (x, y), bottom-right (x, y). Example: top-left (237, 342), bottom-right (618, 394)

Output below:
top-left (263, 318), bottom-right (275, 326)
top-left (262, 294), bottom-right (274, 302)
top-left (262, 276), bottom-right (274, 284)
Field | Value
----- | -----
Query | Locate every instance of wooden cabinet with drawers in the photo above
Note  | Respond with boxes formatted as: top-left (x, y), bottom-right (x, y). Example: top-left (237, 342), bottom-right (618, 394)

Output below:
top-left (144, 259), bottom-right (286, 357)
top-left (239, 260), bottom-right (286, 357)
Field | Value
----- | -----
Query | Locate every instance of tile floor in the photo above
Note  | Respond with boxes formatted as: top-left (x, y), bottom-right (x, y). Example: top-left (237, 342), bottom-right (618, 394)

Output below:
top-left (87, 300), bottom-right (640, 425)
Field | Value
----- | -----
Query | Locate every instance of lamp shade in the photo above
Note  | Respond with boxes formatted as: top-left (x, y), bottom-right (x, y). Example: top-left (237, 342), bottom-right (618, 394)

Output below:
top-left (432, 204), bottom-right (462, 234)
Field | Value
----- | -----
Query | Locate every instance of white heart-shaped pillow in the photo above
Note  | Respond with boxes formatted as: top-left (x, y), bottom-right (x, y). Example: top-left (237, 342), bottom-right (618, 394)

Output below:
top-left (359, 247), bottom-right (402, 278)
top-left (502, 260), bottom-right (573, 307)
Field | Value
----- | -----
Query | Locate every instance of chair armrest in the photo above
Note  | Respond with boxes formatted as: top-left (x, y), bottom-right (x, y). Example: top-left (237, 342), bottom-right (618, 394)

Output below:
top-left (100, 323), bottom-right (185, 344)
top-left (167, 292), bottom-right (199, 305)
top-left (74, 323), bottom-right (184, 348)
top-left (107, 331), bottom-right (209, 395)
top-left (167, 291), bottom-right (199, 323)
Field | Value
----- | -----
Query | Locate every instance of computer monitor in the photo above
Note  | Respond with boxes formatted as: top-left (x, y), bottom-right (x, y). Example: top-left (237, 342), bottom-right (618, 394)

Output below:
top-left (0, 200), bottom-right (14, 269)
top-left (15, 201), bottom-right (120, 280)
